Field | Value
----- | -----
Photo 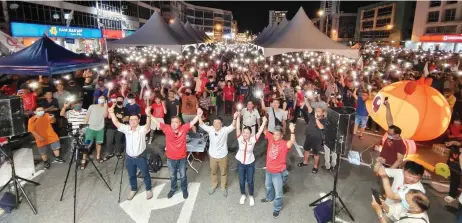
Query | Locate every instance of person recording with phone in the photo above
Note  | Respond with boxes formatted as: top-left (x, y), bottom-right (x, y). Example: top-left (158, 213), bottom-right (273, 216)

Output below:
top-left (84, 95), bottom-right (108, 163)
top-left (60, 99), bottom-right (88, 169)
top-left (108, 103), bottom-right (153, 201)
top-left (371, 189), bottom-right (430, 223)
top-left (297, 94), bottom-right (326, 174)
top-left (377, 99), bottom-right (406, 169)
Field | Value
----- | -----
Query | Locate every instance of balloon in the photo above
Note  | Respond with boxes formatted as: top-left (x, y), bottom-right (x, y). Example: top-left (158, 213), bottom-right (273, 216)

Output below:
top-left (366, 77), bottom-right (451, 141)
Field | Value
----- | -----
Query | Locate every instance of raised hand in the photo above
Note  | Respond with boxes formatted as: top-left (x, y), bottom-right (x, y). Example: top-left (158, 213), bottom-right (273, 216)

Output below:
top-left (262, 116), bottom-right (268, 123)
top-left (145, 107), bottom-right (151, 115)
top-left (233, 111), bottom-right (240, 119)
top-left (108, 103), bottom-right (115, 113)
top-left (289, 123), bottom-right (295, 132)
top-left (197, 108), bottom-right (203, 116)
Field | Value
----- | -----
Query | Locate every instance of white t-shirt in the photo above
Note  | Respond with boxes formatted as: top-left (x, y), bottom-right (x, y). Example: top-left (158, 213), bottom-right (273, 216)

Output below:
top-left (117, 124), bottom-right (150, 157)
top-left (387, 203), bottom-right (430, 223)
top-left (385, 168), bottom-right (426, 205)
top-left (199, 124), bottom-right (234, 159)
top-left (235, 135), bottom-right (258, 165)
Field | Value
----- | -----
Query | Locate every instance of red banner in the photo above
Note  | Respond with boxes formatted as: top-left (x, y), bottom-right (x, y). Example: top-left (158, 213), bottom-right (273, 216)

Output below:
top-left (102, 29), bottom-right (123, 39)
top-left (420, 35), bottom-right (462, 42)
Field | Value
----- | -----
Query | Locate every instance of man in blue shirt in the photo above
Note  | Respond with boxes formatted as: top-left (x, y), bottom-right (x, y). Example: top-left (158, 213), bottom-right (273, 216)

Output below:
top-left (125, 93), bottom-right (141, 116)
top-left (353, 88), bottom-right (370, 139)
top-left (93, 79), bottom-right (108, 104)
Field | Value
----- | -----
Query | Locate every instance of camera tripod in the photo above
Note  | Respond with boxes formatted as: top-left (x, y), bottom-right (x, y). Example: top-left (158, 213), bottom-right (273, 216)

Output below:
top-left (0, 144), bottom-right (40, 214)
top-left (59, 141), bottom-right (112, 223)
top-left (309, 137), bottom-right (355, 222)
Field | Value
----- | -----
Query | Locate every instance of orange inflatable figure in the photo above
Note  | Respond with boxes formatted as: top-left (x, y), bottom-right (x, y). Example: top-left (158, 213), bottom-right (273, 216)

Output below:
top-left (366, 77), bottom-right (451, 141)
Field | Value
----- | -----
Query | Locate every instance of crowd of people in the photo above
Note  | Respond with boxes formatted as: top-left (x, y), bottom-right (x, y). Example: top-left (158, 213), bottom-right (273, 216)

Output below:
top-left (2, 43), bottom-right (462, 221)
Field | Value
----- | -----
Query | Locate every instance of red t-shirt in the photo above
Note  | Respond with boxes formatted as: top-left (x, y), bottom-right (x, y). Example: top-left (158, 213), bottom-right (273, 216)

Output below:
top-left (296, 91), bottom-right (304, 106)
top-left (161, 123), bottom-right (191, 160)
top-left (151, 102), bottom-right (165, 118)
top-left (265, 131), bottom-right (289, 173)
top-left (223, 86), bottom-right (235, 101)
top-left (450, 124), bottom-right (462, 137)
top-left (22, 93), bottom-right (37, 111)
top-left (136, 97), bottom-right (147, 115)
top-left (380, 138), bottom-right (406, 166)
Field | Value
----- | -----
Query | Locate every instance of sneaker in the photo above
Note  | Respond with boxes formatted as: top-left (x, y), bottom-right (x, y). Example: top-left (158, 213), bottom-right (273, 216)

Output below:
top-left (321, 166), bottom-right (332, 172)
top-left (54, 157), bottom-right (65, 163)
top-left (445, 196), bottom-right (456, 203)
top-left (103, 153), bottom-right (114, 161)
top-left (183, 190), bottom-right (189, 199)
top-left (222, 188), bottom-right (228, 198)
top-left (208, 187), bottom-right (216, 195)
top-left (273, 210), bottom-right (281, 219)
top-left (148, 137), bottom-right (153, 145)
top-left (44, 161), bottom-right (51, 169)
top-left (239, 195), bottom-right (246, 205)
top-left (116, 153), bottom-right (123, 159)
top-left (127, 191), bottom-right (136, 200)
top-left (249, 196), bottom-right (255, 207)
top-left (146, 190), bottom-right (153, 200)
top-left (167, 190), bottom-right (175, 199)
top-left (261, 198), bottom-right (273, 204)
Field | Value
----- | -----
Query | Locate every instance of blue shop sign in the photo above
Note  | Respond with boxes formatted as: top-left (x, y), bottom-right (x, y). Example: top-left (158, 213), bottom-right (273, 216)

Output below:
top-left (10, 22), bottom-right (102, 38)
top-left (124, 30), bottom-right (135, 37)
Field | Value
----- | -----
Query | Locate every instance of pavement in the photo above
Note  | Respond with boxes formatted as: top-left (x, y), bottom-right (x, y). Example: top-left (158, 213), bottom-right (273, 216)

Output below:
top-left (0, 117), bottom-right (457, 223)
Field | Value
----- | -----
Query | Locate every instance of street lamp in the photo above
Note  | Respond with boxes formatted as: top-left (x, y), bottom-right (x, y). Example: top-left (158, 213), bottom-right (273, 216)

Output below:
top-left (215, 24), bottom-right (222, 30)
top-left (317, 10), bottom-right (328, 35)
top-left (386, 24), bottom-right (394, 30)
top-left (318, 10), bottom-right (324, 16)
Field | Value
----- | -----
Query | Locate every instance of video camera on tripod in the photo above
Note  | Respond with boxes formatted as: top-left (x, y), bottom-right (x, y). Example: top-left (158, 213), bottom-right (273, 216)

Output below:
top-left (66, 123), bottom-right (89, 156)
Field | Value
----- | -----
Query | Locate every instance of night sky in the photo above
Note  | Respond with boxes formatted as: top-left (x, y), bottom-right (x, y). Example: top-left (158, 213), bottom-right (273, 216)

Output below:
top-left (189, 1), bottom-right (378, 33)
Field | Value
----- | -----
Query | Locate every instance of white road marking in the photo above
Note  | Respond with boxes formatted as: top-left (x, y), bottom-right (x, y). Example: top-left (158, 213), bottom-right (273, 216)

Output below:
top-left (120, 182), bottom-right (200, 223)
top-left (293, 142), bottom-right (304, 158)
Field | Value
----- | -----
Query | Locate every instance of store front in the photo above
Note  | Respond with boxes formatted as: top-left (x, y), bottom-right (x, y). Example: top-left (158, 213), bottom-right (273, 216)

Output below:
top-left (10, 22), bottom-right (102, 53)
top-left (416, 35), bottom-right (462, 52)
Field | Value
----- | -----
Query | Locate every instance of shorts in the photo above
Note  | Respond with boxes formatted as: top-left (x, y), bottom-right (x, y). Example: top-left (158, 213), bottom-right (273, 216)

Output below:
top-left (303, 135), bottom-right (322, 155)
top-left (355, 115), bottom-right (368, 128)
top-left (37, 141), bottom-right (60, 155)
top-left (85, 128), bottom-right (104, 144)
top-left (182, 114), bottom-right (196, 124)
top-left (151, 118), bottom-right (165, 130)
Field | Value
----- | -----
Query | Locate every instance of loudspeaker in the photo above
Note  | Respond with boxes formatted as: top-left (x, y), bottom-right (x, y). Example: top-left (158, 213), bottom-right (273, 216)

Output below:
top-left (0, 96), bottom-right (26, 137)
top-left (324, 107), bottom-right (355, 155)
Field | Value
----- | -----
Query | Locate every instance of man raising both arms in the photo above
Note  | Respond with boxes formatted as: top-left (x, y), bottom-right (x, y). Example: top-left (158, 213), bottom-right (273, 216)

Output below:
top-left (151, 108), bottom-right (203, 199)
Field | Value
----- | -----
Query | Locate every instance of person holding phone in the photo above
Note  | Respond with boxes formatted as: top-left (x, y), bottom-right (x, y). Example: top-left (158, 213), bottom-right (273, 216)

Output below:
top-left (84, 95), bottom-right (108, 163)
top-left (378, 99), bottom-right (406, 169)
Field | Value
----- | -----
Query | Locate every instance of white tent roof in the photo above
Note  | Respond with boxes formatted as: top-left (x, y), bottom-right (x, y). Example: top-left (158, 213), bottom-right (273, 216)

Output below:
top-left (170, 18), bottom-right (199, 44)
top-left (107, 11), bottom-right (186, 52)
top-left (184, 22), bottom-right (206, 42)
top-left (259, 17), bottom-right (288, 45)
top-left (196, 28), bottom-right (213, 42)
top-left (259, 7), bottom-right (359, 59)
top-left (255, 24), bottom-right (277, 45)
top-left (252, 26), bottom-right (268, 43)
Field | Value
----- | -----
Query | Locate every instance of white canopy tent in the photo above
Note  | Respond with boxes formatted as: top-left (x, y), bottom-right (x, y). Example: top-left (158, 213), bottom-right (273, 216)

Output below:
top-left (107, 11), bottom-right (187, 53)
top-left (184, 22), bottom-right (207, 43)
top-left (196, 29), bottom-right (213, 42)
top-left (258, 17), bottom-right (289, 46)
top-left (252, 26), bottom-right (268, 43)
top-left (254, 24), bottom-right (277, 45)
top-left (258, 7), bottom-right (359, 59)
top-left (169, 18), bottom-right (200, 44)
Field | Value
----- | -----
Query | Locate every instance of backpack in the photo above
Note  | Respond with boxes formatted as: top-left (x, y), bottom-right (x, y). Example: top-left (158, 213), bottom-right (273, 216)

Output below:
top-left (148, 152), bottom-right (163, 173)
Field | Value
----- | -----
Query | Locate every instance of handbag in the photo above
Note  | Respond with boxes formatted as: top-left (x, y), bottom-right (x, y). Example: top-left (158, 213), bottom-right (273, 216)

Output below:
top-left (313, 199), bottom-right (333, 223)
top-left (0, 192), bottom-right (16, 213)
top-left (271, 108), bottom-right (283, 128)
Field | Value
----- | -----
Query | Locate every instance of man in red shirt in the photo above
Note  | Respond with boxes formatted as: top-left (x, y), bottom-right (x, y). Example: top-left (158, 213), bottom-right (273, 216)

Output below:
top-left (19, 86), bottom-right (37, 117)
top-left (261, 123), bottom-right (296, 219)
top-left (151, 108), bottom-right (202, 199)
top-left (378, 100), bottom-right (406, 169)
top-left (223, 80), bottom-right (235, 116)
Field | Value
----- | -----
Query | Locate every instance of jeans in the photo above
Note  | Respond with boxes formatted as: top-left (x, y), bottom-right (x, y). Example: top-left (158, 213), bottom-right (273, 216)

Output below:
top-left (106, 128), bottom-right (124, 155)
top-left (265, 169), bottom-right (289, 212)
top-left (126, 154), bottom-right (152, 191)
top-left (449, 162), bottom-right (461, 198)
top-left (167, 158), bottom-right (188, 192)
top-left (224, 100), bottom-right (233, 115)
top-left (238, 161), bottom-right (255, 196)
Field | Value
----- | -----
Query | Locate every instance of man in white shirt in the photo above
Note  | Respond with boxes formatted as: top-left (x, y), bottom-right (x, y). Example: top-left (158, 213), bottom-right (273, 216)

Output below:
top-left (108, 103), bottom-right (152, 201)
top-left (371, 189), bottom-right (430, 223)
top-left (375, 159), bottom-right (426, 205)
top-left (199, 112), bottom-right (238, 197)
top-left (240, 101), bottom-right (261, 136)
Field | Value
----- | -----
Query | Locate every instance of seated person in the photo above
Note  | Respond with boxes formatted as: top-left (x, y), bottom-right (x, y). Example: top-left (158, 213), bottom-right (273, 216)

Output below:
top-left (447, 118), bottom-right (462, 141)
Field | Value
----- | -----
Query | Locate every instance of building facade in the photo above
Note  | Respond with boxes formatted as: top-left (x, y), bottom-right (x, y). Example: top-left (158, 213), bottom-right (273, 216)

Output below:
top-left (313, 12), bottom-right (356, 43)
top-left (354, 1), bottom-right (415, 45)
top-left (269, 10), bottom-right (287, 27)
top-left (410, 0), bottom-right (462, 52)
top-left (160, 1), bottom-right (234, 41)
top-left (1, 1), bottom-right (160, 53)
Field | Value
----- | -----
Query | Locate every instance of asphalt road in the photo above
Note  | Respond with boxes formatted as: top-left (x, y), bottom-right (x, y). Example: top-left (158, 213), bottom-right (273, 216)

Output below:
top-left (0, 117), bottom-right (456, 223)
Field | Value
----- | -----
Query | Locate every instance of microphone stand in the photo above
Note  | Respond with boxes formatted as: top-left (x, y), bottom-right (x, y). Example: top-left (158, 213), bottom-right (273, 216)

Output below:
top-left (0, 143), bottom-right (40, 214)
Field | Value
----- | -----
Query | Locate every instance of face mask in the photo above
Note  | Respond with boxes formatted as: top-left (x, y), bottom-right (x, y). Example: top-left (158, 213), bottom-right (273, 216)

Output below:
top-left (74, 105), bottom-right (81, 110)
top-left (401, 197), bottom-right (410, 210)
top-left (116, 101), bottom-right (123, 106)
top-left (98, 98), bottom-right (105, 104)
top-left (128, 99), bottom-right (134, 104)
top-left (111, 98), bottom-right (117, 102)
top-left (36, 111), bottom-right (45, 116)
top-left (185, 92), bottom-right (191, 96)
top-left (387, 135), bottom-right (394, 140)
